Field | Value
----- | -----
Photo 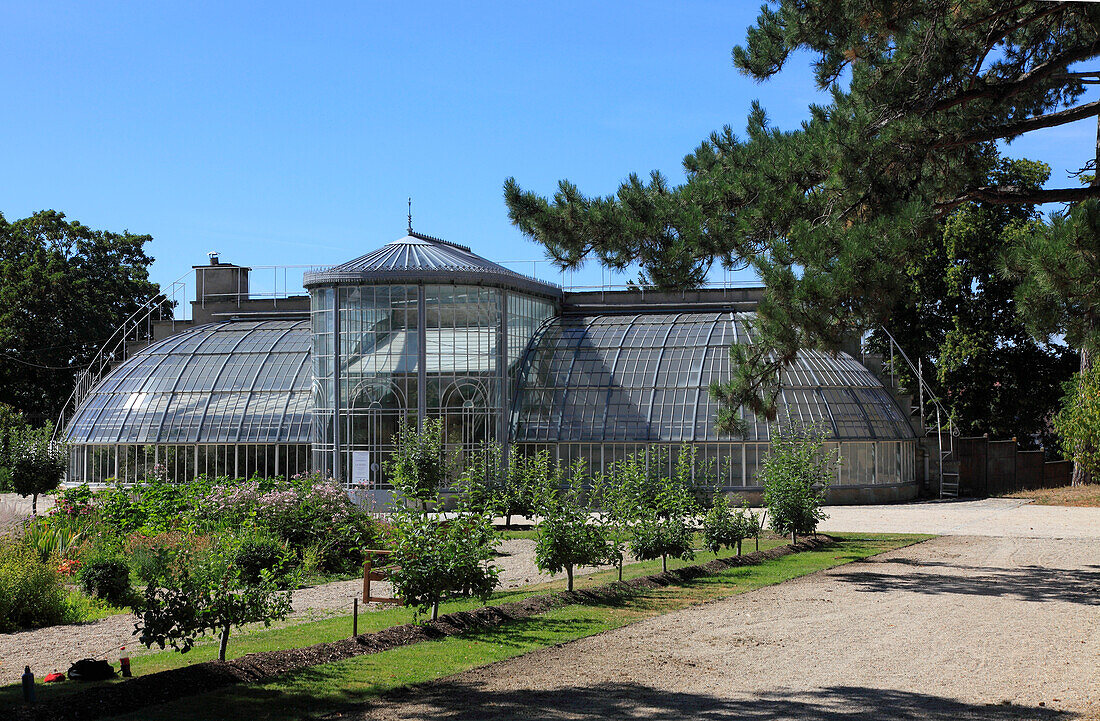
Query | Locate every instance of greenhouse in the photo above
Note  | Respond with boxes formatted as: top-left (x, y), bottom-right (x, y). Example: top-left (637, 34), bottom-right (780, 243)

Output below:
top-left (63, 230), bottom-right (921, 501)
top-left (64, 319), bottom-right (313, 483)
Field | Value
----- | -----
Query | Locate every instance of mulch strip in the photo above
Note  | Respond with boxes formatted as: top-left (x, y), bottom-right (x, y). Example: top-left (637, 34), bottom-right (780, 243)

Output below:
top-left (15, 536), bottom-right (830, 721)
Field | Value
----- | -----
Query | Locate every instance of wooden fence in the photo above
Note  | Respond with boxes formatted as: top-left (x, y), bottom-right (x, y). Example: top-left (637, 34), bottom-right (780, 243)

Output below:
top-left (956, 436), bottom-right (1071, 497)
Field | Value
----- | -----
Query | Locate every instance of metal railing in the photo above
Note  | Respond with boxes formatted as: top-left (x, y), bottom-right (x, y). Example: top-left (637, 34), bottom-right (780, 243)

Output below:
top-left (876, 328), bottom-right (960, 498)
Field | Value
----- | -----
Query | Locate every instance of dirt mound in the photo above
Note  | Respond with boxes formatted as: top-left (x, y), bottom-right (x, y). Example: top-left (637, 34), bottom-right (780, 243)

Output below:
top-left (14, 537), bottom-right (828, 721)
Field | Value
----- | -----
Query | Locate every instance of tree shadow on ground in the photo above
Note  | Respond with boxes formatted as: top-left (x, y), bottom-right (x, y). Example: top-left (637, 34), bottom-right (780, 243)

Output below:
top-left (835, 558), bottom-right (1100, 605)
top-left (332, 682), bottom-right (1070, 720)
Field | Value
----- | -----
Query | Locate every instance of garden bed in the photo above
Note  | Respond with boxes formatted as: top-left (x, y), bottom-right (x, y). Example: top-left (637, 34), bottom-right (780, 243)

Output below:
top-left (11, 536), bottom-right (831, 721)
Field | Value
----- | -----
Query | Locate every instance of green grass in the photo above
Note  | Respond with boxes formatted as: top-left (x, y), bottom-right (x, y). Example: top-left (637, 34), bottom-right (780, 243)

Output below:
top-left (7, 533), bottom-right (928, 719)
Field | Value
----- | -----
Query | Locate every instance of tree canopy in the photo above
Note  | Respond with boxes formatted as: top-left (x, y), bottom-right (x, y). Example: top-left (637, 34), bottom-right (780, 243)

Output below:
top-left (0, 210), bottom-right (165, 423)
top-left (505, 1), bottom-right (1100, 424)
top-left (868, 157), bottom-right (1077, 448)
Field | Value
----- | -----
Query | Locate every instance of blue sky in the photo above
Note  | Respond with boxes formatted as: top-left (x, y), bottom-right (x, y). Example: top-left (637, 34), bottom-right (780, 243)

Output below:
top-left (2, 1), bottom-right (1095, 313)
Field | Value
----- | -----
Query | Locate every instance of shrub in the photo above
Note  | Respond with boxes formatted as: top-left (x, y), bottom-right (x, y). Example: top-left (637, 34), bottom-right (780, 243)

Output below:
top-left (198, 477), bottom-right (375, 573)
top-left (760, 420), bottom-right (834, 541)
top-left (77, 555), bottom-right (132, 605)
top-left (125, 531), bottom-right (204, 585)
top-left (234, 536), bottom-right (291, 587)
top-left (0, 541), bottom-right (73, 632)
top-left (51, 484), bottom-right (96, 519)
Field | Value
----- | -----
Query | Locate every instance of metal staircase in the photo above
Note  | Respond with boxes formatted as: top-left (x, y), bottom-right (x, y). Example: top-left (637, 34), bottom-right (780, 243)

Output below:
top-left (875, 329), bottom-right (960, 499)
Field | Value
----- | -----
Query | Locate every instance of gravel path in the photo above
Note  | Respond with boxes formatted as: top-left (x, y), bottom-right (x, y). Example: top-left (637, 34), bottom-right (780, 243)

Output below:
top-left (818, 497), bottom-right (1100, 538)
top-left (349, 534), bottom-right (1100, 721)
top-left (0, 538), bottom-right (600, 684)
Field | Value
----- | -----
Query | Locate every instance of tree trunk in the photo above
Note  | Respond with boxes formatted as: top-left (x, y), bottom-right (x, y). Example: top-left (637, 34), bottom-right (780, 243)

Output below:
top-left (662, 554), bottom-right (667, 573)
top-left (791, 531), bottom-right (797, 545)
top-left (566, 565), bottom-right (574, 592)
top-left (431, 601), bottom-right (439, 621)
top-left (505, 514), bottom-right (511, 529)
top-left (617, 558), bottom-right (623, 582)
top-left (218, 624), bottom-right (230, 661)
top-left (31, 493), bottom-right (37, 516)
top-left (1079, 120), bottom-right (1100, 487)
top-left (737, 539), bottom-right (742, 556)
top-left (1073, 344), bottom-right (1094, 486)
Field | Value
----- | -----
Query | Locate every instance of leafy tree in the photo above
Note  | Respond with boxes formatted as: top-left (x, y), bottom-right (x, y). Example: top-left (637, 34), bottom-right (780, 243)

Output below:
top-left (454, 441), bottom-right (503, 515)
top-left (1004, 199), bottom-right (1100, 482)
top-left (0, 211), bottom-right (166, 422)
top-left (1053, 362), bottom-right (1100, 484)
top-left (385, 495), bottom-right (499, 621)
top-left (760, 421), bottom-right (834, 542)
top-left (702, 493), bottom-right (752, 557)
top-left (592, 454), bottom-right (650, 582)
top-left (0, 402), bottom-right (28, 492)
top-left (868, 157), bottom-right (1077, 449)
top-left (534, 459), bottom-right (610, 591)
top-left (505, 2), bottom-right (1100, 428)
top-left (386, 418), bottom-right (447, 507)
top-left (499, 449), bottom-right (546, 528)
top-left (628, 447), bottom-right (699, 572)
top-left (6, 424), bottom-right (67, 515)
top-left (134, 543), bottom-right (292, 661)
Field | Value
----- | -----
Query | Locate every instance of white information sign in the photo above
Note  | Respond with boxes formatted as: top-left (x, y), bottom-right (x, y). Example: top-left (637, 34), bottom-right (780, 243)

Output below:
top-left (351, 451), bottom-right (371, 486)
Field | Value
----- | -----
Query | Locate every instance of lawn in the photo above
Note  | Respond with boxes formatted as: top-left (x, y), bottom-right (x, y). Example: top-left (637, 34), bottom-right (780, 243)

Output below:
top-left (42, 533), bottom-right (927, 721)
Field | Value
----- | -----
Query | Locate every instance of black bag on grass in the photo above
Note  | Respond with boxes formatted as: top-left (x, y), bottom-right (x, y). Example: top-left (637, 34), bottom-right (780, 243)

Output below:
top-left (67, 658), bottom-right (116, 681)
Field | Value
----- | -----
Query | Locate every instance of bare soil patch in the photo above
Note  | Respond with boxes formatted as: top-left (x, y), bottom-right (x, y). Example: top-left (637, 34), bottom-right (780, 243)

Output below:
top-left (347, 535), bottom-right (1100, 721)
top-left (1005, 483), bottom-right (1100, 507)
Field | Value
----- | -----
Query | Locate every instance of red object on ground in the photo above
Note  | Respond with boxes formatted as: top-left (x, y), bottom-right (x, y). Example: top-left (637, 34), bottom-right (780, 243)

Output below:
top-left (43, 672), bottom-right (65, 683)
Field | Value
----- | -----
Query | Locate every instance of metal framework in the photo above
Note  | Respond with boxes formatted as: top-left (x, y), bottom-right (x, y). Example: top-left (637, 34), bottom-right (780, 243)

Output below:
top-left (511, 313), bottom-right (918, 489)
top-left (64, 319), bottom-right (313, 483)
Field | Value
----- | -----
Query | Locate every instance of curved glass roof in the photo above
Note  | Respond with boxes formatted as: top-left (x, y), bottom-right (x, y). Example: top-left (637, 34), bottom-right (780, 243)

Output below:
top-left (511, 312), bottom-right (915, 443)
top-left (65, 319), bottom-right (312, 445)
top-left (303, 231), bottom-right (561, 299)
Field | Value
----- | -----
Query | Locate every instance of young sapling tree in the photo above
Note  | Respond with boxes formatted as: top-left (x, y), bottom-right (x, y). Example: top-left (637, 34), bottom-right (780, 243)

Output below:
top-left (534, 459), bottom-right (610, 591)
top-left (760, 420), bottom-right (834, 542)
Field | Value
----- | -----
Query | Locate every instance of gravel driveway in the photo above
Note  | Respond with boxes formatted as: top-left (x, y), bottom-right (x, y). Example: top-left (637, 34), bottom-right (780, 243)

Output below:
top-left (350, 534), bottom-right (1100, 720)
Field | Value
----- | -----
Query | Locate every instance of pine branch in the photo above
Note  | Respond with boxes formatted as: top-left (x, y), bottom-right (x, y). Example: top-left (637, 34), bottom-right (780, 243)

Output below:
top-left (936, 185), bottom-right (1100, 214)
top-left (928, 40), bottom-right (1100, 115)
top-left (935, 99), bottom-right (1100, 148)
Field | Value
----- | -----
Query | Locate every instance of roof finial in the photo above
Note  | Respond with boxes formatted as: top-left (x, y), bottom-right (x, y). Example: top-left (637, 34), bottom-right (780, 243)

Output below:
top-left (407, 197), bottom-right (413, 234)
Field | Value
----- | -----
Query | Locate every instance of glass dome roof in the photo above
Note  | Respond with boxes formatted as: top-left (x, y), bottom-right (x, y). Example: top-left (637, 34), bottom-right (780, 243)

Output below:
top-left (65, 319), bottom-right (312, 445)
top-left (302, 231), bottom-right (561, 299)
top-left (511, 312), bottom-right (916, 444)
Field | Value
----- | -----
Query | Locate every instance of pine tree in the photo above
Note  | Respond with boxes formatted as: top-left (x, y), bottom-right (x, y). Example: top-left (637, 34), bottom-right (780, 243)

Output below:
top-left (505, 2), bottom-right (1100, 430)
